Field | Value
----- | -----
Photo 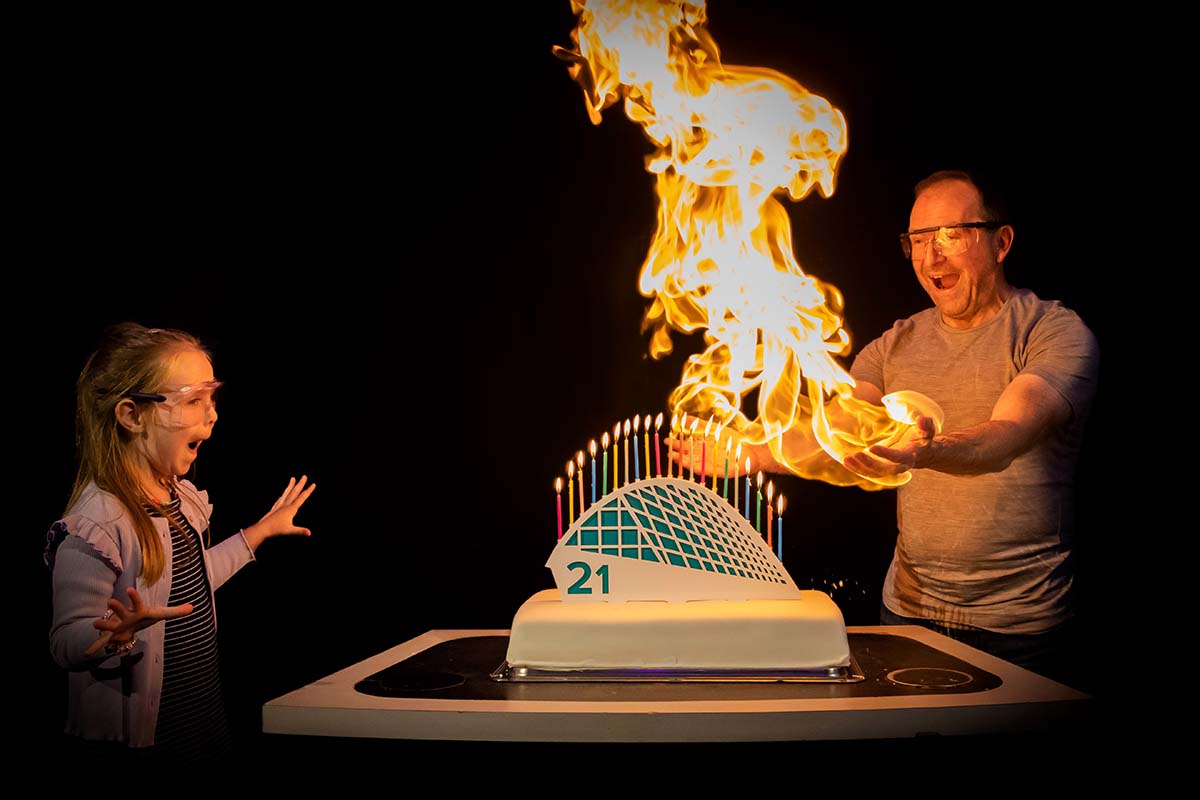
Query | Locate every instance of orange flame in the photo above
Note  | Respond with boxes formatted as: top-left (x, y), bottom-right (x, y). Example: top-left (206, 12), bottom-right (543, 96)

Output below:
top-left (557, 0), bottom-right (931, 488)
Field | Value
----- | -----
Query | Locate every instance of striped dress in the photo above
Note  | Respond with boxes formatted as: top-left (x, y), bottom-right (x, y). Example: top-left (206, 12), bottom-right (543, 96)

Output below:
top-left (149, 496), bottom-right (232, 759)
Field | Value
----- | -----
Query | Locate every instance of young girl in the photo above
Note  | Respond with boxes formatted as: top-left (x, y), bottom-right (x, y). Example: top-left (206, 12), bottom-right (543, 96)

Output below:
top-left (45, 321), bottom-right (316, 761)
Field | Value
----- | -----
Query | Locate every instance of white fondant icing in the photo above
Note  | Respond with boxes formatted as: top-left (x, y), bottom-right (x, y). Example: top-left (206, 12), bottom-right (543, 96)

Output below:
top-left (506, 588), bottom-right (851, 670)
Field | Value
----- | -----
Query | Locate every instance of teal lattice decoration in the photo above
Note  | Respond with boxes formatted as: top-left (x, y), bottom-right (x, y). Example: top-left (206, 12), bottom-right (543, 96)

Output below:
top-left (547, 477), bottom-right (800, 603)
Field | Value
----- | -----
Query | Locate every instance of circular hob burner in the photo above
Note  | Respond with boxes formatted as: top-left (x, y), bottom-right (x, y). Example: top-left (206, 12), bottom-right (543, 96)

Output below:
top-left (355, 670), bottom-right (465, 696)
top-left (884, 667), bottom-right (974, 689)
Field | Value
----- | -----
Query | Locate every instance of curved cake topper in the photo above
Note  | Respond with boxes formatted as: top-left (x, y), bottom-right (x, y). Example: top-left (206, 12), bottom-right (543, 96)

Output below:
top-left (547, 477), bottom-right (800, 603)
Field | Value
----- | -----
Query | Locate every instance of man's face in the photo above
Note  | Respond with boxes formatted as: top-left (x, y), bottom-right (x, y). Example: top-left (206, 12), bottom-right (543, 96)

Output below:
top-left (907, 179), bottom-right (1011, 329)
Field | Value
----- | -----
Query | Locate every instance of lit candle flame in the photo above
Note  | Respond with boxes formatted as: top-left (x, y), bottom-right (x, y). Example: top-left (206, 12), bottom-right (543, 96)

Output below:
top-left (577, 450), bottom-right (585, 469)
top-left (568, 460), bottom-right (575, 478)
top-left (767, 480), bottom-right (774, 502)
top-left (590, 439), bottom-right (597, 457)
top-left (633, 415), bottom-right (640, 434)
top-left (602, 432), bottom-right (610, 450)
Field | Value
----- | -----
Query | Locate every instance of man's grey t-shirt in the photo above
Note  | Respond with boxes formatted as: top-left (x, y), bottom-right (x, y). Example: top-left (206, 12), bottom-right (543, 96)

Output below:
top-left (850, 288), bottom-right (1099, 634)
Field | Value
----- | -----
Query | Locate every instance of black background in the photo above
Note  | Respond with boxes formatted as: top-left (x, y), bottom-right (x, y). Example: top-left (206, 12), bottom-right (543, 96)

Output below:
top-left (26, 2), bottom-right (1126, 753)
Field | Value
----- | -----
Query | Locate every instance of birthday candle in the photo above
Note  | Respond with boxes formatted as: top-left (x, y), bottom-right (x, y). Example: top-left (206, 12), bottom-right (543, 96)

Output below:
top-left (632, 415), bottom-right (641, 481)
top-left (734, 442), bottom-right (742, 510)
top-left (766, 480), bottom-right (774, 548)
top-left (744, 456), bottom-right (751, 521)
top-left (602, 433), bottom-right (609, 499)
top-left (589, 440), bottom-right (597, 505)
top-left (669, 413), bottom-right (679, 477)
top-left (776, 495), bottom-right (784, 561)
top-left (623, 419), bottom-right (631, 487)
top-left (756, 472), bottom-right (763, 534)
top-left (688, 418), bottom-right (699, 482)
top-left (654, 412), bottom-right (663, 477)
top-left (643, 415), bottom-right (651, 482)
top-left (567, 461), bottom-right (575, 525)
top-left (723, 436), bottom-right (731, 499)
top-left (700, 418), bottom-right (711, 487)
top-left (612, 422), bottom-right (621, 492)
top-left (677, 413), bottom-right (686, 480)
top-left (577, 451), bottom-right (585, 513)
top-left (555, 478), bottom-right (563, 540)
top-left (712, 422), bottom-right (723, 492)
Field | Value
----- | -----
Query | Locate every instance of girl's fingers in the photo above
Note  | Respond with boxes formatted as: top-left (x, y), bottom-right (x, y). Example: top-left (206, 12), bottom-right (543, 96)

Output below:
top-left (83, 632), bottom-right (113, 657)
top-left (159, 602), bottom-right (194, 620)
top-left (273, 477), bottom-right (299, 509)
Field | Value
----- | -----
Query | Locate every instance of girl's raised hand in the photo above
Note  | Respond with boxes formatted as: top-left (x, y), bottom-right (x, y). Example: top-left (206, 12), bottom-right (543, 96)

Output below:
top-left (242, 476), bottom-right (316, 551)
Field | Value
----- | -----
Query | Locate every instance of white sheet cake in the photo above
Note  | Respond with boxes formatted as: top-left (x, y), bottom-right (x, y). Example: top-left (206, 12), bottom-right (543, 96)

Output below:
top-left (506, 588), bottom-right (851, 671)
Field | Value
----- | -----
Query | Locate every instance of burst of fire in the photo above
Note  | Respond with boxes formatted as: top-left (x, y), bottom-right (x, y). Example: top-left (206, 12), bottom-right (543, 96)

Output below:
top-left (555, 0), bottom-right (928, 489)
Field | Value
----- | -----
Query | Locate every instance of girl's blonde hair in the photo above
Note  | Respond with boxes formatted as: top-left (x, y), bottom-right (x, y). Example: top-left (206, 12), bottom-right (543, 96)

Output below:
top-left (68, 322), bottom-right (211, 584)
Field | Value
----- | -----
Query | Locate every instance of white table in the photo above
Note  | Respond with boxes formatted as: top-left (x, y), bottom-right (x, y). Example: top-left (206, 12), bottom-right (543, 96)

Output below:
top-left (262, 626), bottom-right (1092, 743)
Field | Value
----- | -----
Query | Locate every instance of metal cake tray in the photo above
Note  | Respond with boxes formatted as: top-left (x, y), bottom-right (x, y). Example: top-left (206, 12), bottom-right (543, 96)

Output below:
top-left (490, 655), bottom-right (865, 683)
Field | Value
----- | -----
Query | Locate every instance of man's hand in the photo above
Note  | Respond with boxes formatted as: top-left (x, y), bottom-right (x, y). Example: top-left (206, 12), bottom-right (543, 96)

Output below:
top-left (843, 415), bottom-right (937, 478)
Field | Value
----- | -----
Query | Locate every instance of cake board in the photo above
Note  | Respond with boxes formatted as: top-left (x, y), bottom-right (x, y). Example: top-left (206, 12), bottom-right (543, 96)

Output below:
top-left (489, 659), bottom-right (864, 683)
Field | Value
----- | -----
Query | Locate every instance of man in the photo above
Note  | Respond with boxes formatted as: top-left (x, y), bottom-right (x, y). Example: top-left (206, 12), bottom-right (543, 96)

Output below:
top-left (841, 169), bottom-right (1099, 685)
top-left (668, 169), bottom-right (1099, 684)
